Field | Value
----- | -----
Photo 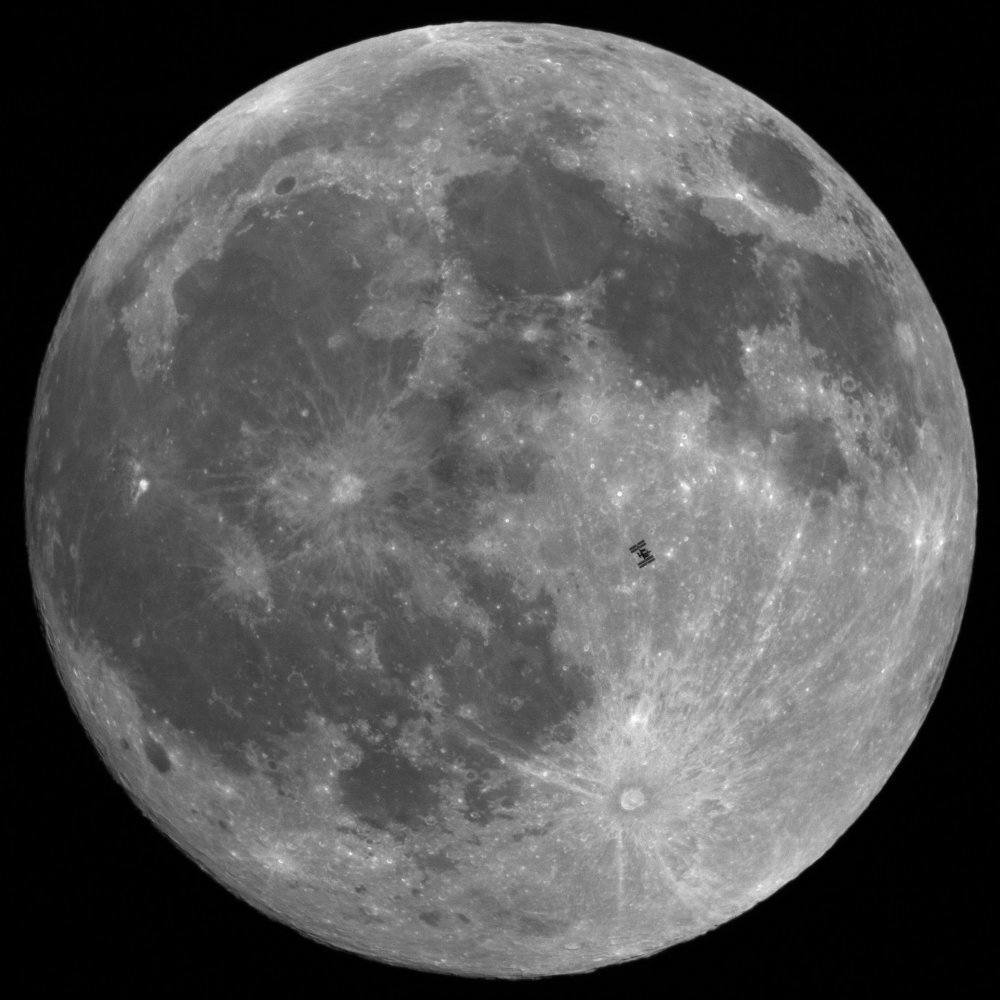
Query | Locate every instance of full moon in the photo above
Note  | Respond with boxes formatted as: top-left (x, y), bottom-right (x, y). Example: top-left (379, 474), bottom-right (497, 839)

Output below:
top-left (25, 23), bottom-right (975, 977)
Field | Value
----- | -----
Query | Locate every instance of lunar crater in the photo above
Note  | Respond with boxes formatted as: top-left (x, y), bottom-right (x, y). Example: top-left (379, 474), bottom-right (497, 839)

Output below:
top-left (617, 785), bottom-right (648, 812)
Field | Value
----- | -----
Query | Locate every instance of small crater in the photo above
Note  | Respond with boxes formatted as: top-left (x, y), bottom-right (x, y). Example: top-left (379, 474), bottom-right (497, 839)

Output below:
top-left (330, 472), bottom-right (366, 506)
top-left (619, 786), bottom-right (646, 811)
top-left (142, 737), bottom-right (172, 774)
top-left (274, 176), bottom-right (296, 195)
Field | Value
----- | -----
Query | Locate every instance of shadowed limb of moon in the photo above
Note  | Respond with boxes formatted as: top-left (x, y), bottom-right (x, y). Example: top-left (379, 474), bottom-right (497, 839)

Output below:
top-left (25, 21), bottom-right (975, 978)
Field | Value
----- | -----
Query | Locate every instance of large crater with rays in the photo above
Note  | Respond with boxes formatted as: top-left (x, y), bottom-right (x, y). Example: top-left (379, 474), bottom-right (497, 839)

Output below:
top-left (25, 22), bottom-right (975, 978)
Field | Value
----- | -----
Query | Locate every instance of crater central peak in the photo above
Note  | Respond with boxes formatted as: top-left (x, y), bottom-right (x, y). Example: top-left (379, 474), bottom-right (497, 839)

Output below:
top-left (331, 472), bottom-right (365, 505)
top-left (618, 786), bottom-right (647, 812)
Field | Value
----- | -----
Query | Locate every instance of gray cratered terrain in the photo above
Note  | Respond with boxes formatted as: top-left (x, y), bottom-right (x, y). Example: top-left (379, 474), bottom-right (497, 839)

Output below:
top-left (26, 22), bottom-right (975, 977)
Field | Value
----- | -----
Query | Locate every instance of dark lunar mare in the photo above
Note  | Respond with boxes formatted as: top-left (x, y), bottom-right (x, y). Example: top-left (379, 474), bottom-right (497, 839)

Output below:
top-left (30, 135), bottom-right (921, 802)
top-left (29, 168), bottom-right (596, 819)
top-left (727, 124), bottom-right (824, 215)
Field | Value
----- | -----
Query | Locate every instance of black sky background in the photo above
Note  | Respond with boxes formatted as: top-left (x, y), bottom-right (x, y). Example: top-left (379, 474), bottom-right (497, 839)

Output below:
top-left (9, 3), bottom-right (992, 995)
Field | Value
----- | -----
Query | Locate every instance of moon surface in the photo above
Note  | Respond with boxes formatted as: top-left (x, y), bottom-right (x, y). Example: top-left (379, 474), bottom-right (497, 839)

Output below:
top-left (26, 23), bottom-right (975, 977)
